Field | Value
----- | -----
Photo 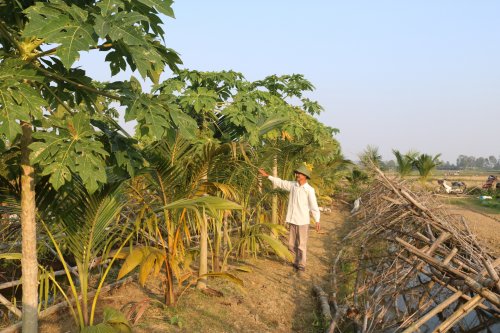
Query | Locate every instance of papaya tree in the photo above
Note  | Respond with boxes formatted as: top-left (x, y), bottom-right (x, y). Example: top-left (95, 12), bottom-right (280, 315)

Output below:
top-left (245, 74), bottom-right (341, 224)
top-left (0, 0), bottom-right (183, 330)
top-left (136, 70), bottom-right (305, 291)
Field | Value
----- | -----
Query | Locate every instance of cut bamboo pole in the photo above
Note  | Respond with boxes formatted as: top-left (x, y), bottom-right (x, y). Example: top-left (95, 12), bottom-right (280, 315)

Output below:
top-left (426, 232), bottom-right (450, 255)
top-left (0, 292), bottom-right (22, 318)
top-left (433, 294), bottom-right (484, 333)
top-left (481, 257), bottom-right (500, 294)
top-left (328, 250), bottom-right (343, 333)
top-left (0, 267), bottom-right (77, 291)
top-left (396, 237), bottom-right (500, 308)
top-left (381, 195), bottom-right (402, 205)
top-left (402, 291), bottom-right (463, 333)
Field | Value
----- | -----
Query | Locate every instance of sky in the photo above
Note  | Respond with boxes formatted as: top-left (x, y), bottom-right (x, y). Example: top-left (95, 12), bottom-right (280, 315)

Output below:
top-left (81, 0), bottom-right (500, 163)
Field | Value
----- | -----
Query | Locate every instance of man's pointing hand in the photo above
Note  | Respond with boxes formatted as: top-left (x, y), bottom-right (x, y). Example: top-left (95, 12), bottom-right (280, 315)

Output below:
top-left (258, 168), bottom-right (269, 177)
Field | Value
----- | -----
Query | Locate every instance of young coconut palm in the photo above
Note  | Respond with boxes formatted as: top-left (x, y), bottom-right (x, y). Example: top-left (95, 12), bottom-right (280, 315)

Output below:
top-left (122, 132), bottom-right (243, 302)
top-left (42, 181), bottom-right (133, 330)
top-left (359, 145), bottom-right (383, 169)
top-left (393, 149), bottom-right (419, 177)
top-left (222, 151), bottom-right (292, 261)
top-left (413, 153), bottom-right (442, 182)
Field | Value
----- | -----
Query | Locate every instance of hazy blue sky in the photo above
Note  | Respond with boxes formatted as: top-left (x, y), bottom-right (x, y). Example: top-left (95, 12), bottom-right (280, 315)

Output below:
top-left (81, 0), bottom-right (500, 163)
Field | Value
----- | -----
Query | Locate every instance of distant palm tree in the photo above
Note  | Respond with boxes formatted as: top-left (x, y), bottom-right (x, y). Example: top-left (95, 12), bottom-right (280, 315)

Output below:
top-left (392, 149), bottom-right (419, 177)
top-left (359, 145), bottom-right (382, 169)
top-left (413, 153), bottom-right (441, 181)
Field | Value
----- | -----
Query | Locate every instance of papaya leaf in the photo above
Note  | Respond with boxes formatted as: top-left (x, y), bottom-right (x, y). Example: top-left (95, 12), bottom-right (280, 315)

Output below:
top-left (30, 114), bottom-right (108, 192)
top-left (136, 0), bottom-right (175, 17)
top-left (23, 2), bottom-right (97, 68)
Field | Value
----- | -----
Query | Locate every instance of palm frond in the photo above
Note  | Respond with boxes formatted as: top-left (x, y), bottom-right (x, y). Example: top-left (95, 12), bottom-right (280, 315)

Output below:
top-left (158, 196), bottom-right (241, 214)
top-left (59, 185), bottom-right (125, 263)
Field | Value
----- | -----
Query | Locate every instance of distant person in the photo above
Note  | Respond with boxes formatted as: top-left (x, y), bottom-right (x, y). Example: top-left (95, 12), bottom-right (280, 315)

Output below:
top-left (258, 163), bottom-right (320, 272)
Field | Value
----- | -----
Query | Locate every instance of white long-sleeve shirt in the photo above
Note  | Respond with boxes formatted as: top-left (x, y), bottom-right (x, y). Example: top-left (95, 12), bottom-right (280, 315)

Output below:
top-left (268, 176), bottom-right (320, 226)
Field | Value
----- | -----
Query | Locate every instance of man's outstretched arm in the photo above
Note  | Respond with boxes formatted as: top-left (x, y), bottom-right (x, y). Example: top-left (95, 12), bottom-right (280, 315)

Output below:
top-left (258, 168), bottom-right (294, 192)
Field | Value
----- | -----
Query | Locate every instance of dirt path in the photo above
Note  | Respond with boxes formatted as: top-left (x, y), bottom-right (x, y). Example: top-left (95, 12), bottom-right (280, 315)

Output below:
top-left (38, 208), bottom-right (345, 333)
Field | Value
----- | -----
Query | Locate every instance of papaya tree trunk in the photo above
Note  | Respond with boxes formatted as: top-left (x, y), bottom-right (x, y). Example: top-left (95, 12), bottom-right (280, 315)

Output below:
top-left (257, 174), bottom-right (262, 223)
top-left (213, 216), bottom-right (221, 272)
top-left (197, 167), bottom-right (209, 289)
top-left (271, 155), bottom-right (278, 224)
top-left (163, 208), bottom-right (175, 305)
top-left (20, 121), bottom-right (38, 333)
top-left (197, 206), bottom-right (208, 289)
top-left (221, 211), bottom-right (229, 271)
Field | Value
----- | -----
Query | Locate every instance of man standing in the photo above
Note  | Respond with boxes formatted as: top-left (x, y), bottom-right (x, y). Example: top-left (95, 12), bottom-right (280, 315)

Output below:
top-left (258, 164), bottom-right (320, 272)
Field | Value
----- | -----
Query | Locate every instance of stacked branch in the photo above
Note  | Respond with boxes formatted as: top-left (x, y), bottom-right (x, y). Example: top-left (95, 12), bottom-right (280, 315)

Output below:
top-left (331, 167), bottom-right (500, 332)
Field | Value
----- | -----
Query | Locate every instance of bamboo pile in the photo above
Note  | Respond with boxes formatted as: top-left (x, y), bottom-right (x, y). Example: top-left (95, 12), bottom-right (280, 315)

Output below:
top-left (330, 168), bottom-right (500, 333)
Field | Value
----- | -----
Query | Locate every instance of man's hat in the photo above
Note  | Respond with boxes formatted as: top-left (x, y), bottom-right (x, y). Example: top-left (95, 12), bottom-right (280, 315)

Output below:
top-left (294, 164), bottom-right (312, 179)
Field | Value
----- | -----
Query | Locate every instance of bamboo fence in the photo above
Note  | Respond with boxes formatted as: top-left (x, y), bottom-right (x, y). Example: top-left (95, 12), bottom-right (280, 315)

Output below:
top-left (329, 167), bottom-right (500, 333)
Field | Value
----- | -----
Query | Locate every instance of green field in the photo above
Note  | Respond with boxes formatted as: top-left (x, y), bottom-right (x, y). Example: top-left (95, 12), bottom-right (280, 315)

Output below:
top-left (447, 197), bottom-right (500, 215)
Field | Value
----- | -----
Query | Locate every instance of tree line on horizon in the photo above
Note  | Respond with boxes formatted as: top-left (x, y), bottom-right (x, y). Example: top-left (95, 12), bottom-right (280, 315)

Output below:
top-left (357, 147), bottom-right (499, 184)
top-left (380, 154), bottom-right (500, 171)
